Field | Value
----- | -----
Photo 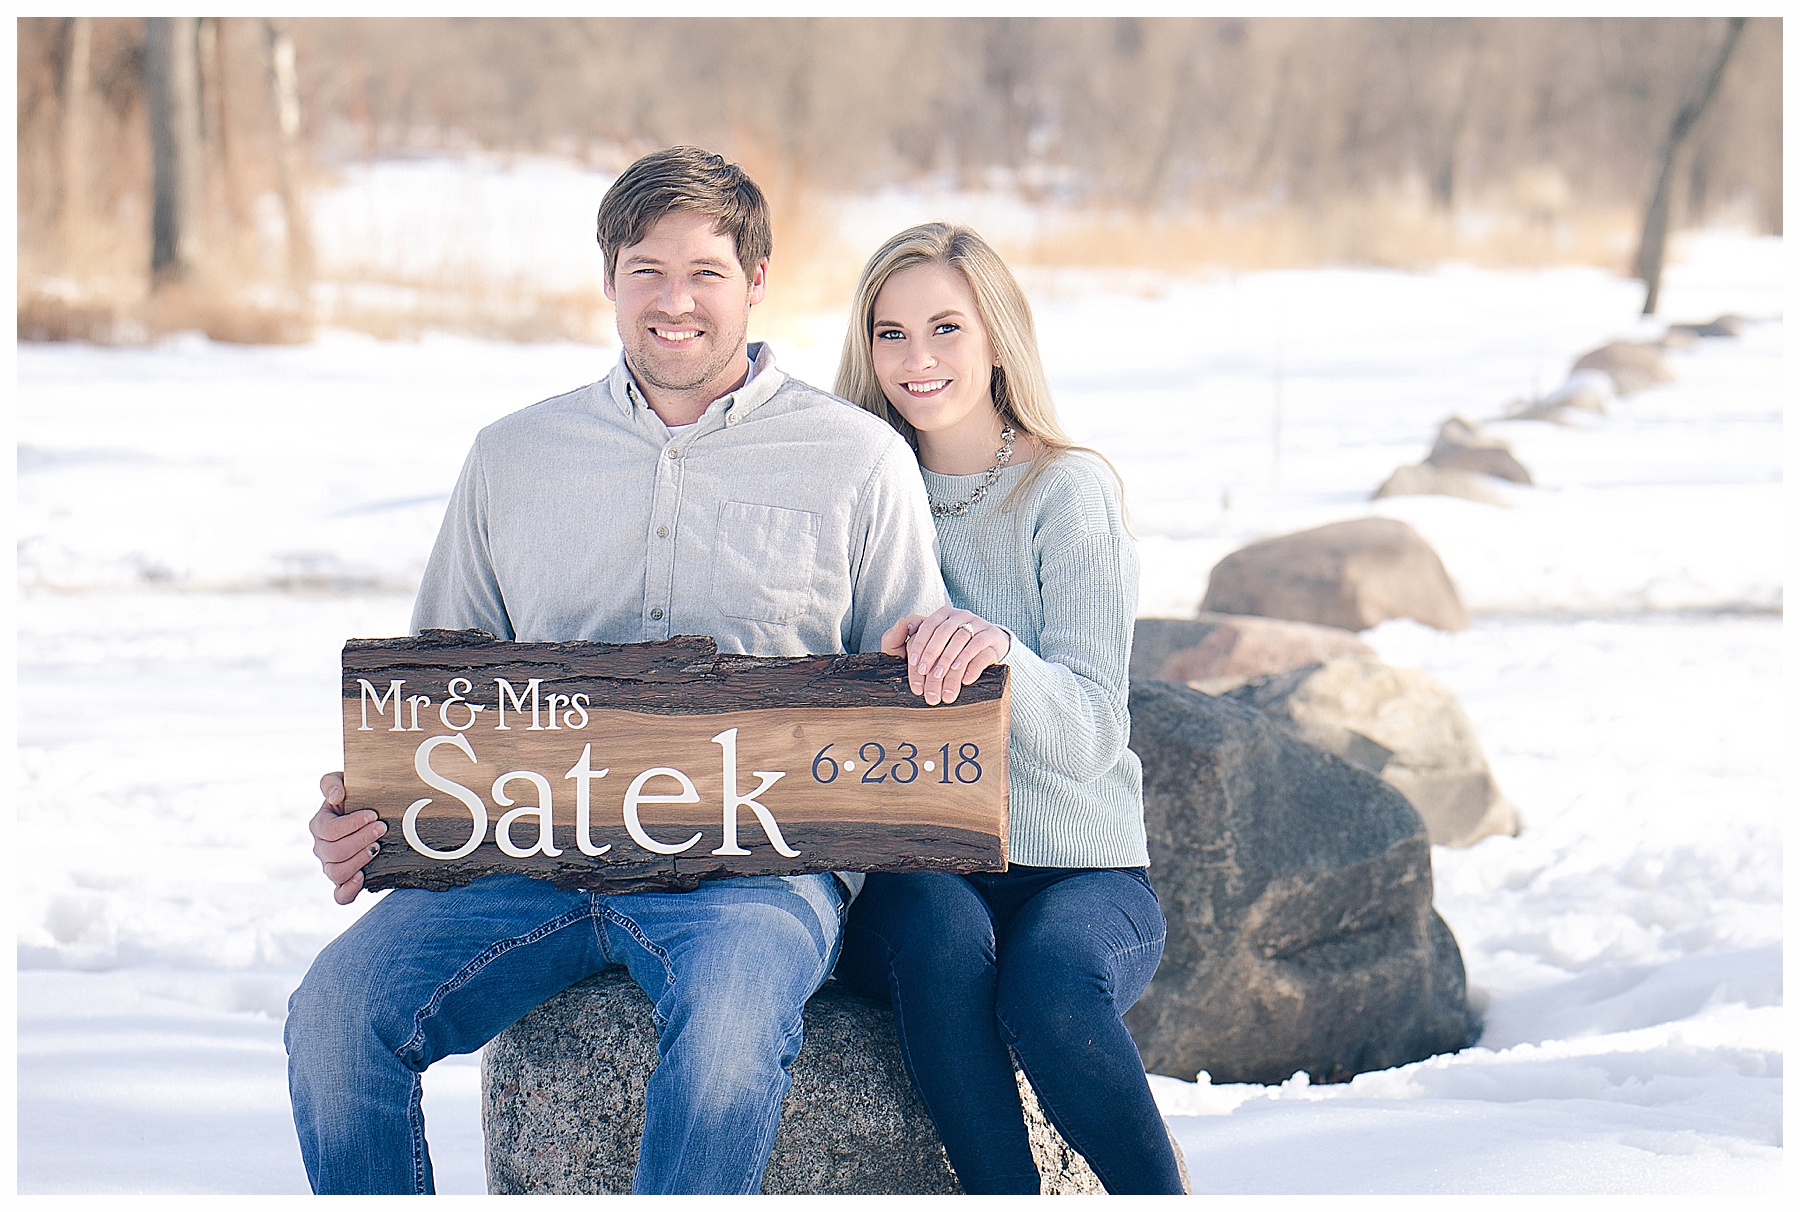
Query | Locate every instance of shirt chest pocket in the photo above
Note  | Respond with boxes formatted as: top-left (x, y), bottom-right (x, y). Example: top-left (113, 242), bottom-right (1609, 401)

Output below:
top-left (710, 501), bottom-right (822, 625)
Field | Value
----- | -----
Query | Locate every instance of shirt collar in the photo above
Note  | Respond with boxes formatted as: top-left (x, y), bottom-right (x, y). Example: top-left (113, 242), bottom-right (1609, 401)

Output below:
top-left (604, 342), bottom-right (785, 420)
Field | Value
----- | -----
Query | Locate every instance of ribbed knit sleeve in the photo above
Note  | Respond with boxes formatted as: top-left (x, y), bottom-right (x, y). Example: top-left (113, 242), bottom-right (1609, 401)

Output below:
top-left (998, 492), bottom-right (1138, 782)
top-left (922, 452), bottom-right (1149, 869)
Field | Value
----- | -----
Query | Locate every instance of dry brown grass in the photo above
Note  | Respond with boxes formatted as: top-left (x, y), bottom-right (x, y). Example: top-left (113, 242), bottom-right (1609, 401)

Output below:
top-left (19, 274), bottom-right (314, 346)
top-left (17, 291), bottom-right (138, 343)
top-left (19, 193), bottom-right (317, 346)
top-left (19, 186), bottom-right (1647, 349)
top-left (146, 284), bottom-right (313, 345)
top-left (994, 196), bottom-right (1642, 279)
top-left (311, 277), bottom-right (614, 344)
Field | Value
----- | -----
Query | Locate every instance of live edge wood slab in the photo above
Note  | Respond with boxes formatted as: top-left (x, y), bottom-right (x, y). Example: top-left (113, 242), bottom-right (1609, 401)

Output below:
top-left (343, 630), bottom-right (1010, 894)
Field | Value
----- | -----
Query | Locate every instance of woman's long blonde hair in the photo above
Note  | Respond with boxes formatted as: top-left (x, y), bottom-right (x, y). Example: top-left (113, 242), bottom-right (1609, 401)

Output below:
top-left (835, 222), bottom-right (1118, 511)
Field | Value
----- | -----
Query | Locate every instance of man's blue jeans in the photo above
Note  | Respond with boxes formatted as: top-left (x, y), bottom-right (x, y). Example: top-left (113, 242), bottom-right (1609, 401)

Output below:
top-left (837, 866), bottom-right (1183, 1195)
top-left (285, 871), bottom-right (845, 1194)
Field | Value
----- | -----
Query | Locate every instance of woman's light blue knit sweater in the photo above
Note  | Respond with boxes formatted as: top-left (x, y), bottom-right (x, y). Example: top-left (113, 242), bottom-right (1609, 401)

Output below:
top-left (920, 451), bottom-right (1149, 869)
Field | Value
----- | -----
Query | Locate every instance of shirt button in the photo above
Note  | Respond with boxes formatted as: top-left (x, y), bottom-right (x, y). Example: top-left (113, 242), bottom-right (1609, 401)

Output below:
top-left (665, 447), bottom-right (679, 460)
top-left (726, 412), bottom-right (740, 426)
top-left (649, 607), bottom-right (664, 620)
top-left (655, 525), bottom-right (670, 538)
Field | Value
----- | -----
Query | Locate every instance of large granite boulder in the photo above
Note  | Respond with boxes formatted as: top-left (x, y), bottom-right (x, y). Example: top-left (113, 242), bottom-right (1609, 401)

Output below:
top-left (1199, 517), bottom-right (1470, 632)
top-left (1130, 617), bottom-right (1228, 682)
top-left (1571, 341), bottom-right (1675, 395)
top-left (1426, 416), bottom-right (1532, 485)
top-left (483, 971), bottom-right (1190, 1194)
top-left (1372, 461), bottom-right (1510, 505)
top-left (1202, 657), bottom-right (1518, 848)
top-left (1123, 680), bottom-right (1475, 1084)
top-left (1137, 612), bottom-right (1376, 684)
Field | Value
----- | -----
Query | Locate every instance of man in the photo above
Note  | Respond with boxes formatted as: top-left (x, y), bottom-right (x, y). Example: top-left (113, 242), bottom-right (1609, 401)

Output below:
top-left (288, 146), bottom-right (948, 1194)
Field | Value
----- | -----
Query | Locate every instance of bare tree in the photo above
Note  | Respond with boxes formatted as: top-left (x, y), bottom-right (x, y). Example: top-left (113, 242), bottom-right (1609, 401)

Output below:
top-left (196, 17), bottom-right (241, 230)
top-left (56, 16), bottom-right (93, 263)
top-left (144, 16), bottom-right (205, 284)
top-left (1633, 16), bottom-right (1748, 315)
top-left (265, 18), bottom-right (313, 284)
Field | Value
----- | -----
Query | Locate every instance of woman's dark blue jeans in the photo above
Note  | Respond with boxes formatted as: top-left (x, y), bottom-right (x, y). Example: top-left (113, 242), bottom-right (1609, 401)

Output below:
top-left (837, 866), bottom-right (1184, 1195)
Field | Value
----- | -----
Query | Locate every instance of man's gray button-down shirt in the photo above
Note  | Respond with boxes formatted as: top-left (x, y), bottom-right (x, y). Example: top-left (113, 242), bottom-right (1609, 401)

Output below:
top-left (411, 343), bottom-right (949, 658)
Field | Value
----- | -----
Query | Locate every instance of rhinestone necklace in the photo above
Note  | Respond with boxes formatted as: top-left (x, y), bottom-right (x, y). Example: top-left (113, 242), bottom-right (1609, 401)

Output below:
top-left (929, 426), bottom-right (1017, 518)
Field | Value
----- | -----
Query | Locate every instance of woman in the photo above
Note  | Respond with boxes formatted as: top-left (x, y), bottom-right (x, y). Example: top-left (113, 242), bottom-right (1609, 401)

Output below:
top-left (832, 223), bottom-right (1184, 1195)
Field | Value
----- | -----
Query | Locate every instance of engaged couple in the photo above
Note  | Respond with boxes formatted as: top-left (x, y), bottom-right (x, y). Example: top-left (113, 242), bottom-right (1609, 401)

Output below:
top-left (290, 145), bottom-right (1182, 1195)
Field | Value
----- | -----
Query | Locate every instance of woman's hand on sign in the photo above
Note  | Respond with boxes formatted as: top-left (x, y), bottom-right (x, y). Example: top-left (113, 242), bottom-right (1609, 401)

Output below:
top-left (882, 607), bottom-right (1011, 705)
top-left (312, 771), bottom-right (386, 905)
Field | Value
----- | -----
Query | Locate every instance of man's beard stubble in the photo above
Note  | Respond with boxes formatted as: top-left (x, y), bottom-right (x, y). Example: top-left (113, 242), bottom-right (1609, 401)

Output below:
top-left (627, 306), bottom-right (750, 395)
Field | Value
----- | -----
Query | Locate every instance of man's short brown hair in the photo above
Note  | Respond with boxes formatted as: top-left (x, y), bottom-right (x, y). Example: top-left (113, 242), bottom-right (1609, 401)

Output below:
top-left (595, 146), bottom-right (772, 282)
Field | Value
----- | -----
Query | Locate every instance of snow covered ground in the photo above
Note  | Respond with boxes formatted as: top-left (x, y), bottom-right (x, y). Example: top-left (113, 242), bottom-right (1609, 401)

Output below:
top-left (13, 159), bottom-right (1784, 1194)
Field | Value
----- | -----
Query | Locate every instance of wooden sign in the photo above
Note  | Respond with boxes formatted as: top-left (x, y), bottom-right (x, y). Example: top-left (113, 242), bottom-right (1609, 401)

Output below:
top-left (342, 630), bottom-right (1010, 894)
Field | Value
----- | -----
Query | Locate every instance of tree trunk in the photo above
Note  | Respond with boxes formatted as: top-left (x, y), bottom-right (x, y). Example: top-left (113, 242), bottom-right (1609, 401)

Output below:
top-left (264, 18), bottom-right (313, 284)
top-left (1634, 16), bottom-right (1747, 316)
top-left (197, 17), bottom-right (238, 227)
top-left (144, 16), bottom-right (205, 285)
top-left (57, 16), bottom-right (93, 267)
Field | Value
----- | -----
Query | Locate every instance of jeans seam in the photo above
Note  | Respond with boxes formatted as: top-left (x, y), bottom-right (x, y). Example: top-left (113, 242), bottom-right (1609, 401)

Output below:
top-left (740, 1010), bottom-right (807, 1194)
top-left (395, 902), bottom-right (596, 1064)
top-left (407, 1069), bottom-right (428, 1193)
top-left (598, 902), bottom-right (678, 1027)
top-left (816, 888), bottom-right (849, 987)
top-left (591, 891), bottom-right (613, 965)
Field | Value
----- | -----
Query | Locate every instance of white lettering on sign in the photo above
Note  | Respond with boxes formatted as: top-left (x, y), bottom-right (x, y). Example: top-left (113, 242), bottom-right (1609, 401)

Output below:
top-left (710, 728), bottom-right (800, 858)
top-left (562, 743), bottom-right (613, 857)
top-left (403, 732), bottom-right (487, 859)
top-left (358, 679), bottom-right (405, 732)
top-left (392, 729), bottom-right (820, 863)
top-left (439, 677), bottom-right (486, 731)
top-left (492, 770), bottom-right (562, 858)
top-left (622, 768), bottom-right (703, 855)
top-left (493, 678), bottom-right (544, 731)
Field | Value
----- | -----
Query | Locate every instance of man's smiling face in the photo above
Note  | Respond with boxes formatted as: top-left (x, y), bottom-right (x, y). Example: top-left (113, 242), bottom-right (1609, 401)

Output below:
top-left (604, 209), bottom-right (768, 403)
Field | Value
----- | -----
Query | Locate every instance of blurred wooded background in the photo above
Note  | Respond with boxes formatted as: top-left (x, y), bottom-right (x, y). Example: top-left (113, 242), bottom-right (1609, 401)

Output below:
top-left (16, 16), bottom-right (1782, 344)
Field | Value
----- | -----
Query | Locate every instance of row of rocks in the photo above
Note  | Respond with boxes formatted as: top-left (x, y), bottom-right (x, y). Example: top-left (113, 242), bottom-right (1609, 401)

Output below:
top-left (1378, 315), bottom-right (1745, 502)
top-left (1504, 367), bottom-right (1614, 424)
top-left (1376, 415), bottom-right (1531, 506)
top-left (1510, 315), bottom-right (1745, 422)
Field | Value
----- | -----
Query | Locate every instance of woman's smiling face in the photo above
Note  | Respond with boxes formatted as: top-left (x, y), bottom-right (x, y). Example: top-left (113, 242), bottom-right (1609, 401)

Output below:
top-left (870, 262), bottom-right (999, 441)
